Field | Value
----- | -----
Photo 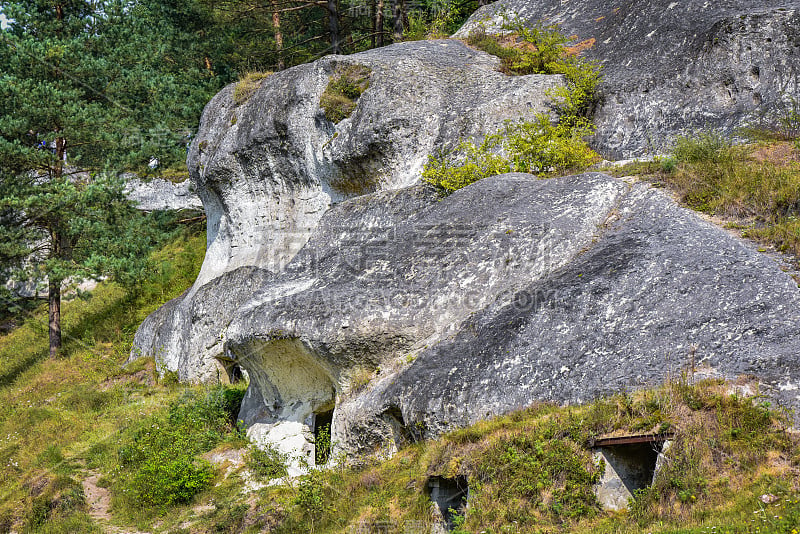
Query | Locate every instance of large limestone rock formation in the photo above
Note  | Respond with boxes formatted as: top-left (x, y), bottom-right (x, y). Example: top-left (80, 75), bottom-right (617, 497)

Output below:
top-left (124, 177), bottom-right (203, 212)
top-left (132, 39), bottom-right (561, 381)
top-left (133, 3), bottom-right (800, 463)
top-left (224, 173), bottom-right (800, 460)
top-left (456, 0), bottom-right (800, 158)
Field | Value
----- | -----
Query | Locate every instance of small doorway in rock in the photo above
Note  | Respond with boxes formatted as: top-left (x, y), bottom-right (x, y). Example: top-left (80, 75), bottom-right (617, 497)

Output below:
top-left (591, 433), bottom-right (673, 511)
top-left (427, 475), bottom-right (468, 530)
top-left (313, 409), bottom-right (334, 465)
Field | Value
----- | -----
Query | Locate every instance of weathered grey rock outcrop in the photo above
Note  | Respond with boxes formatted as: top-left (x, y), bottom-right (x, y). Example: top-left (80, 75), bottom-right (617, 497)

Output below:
top-left (133, 267), bottom-right (273, 380)
top-left (132, 39), bottom-right (562, 380)
top-left (223, 173), bottom-right (800, 461)
top-left (227, 173), bottom-right (625, 458)
top-left (133, 10), bottom-right (800, 463)
top-left (189, 39), bottom-right (560, 289)
top-left (124, 177), bottom-right (203, 212)
top-left (456, 0), bottom-right (800, 158)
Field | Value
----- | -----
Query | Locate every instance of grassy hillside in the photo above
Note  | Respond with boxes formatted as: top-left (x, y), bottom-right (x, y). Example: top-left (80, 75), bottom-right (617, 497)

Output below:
top-left (0, 225), bottom-right (208, 532)
top-left (0, 138), bottom-right (798, 533)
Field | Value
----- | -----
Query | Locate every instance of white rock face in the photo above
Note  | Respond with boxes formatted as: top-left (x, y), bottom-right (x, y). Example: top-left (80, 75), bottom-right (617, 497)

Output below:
top-left (132, 39), bottom-right (563, 380)
top-left (124, 177), bottom-right (203, 211)
top-left (246, 421), bottom-right (315, 476)
top-left (188, 39), bottom-right (562, 290)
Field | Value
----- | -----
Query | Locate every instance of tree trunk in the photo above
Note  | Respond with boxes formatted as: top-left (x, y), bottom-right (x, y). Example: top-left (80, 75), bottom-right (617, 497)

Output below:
top-left (49, 135), bottom-right (66, 358)
top-left (48, 275), bottom-right (62, 359)
top-left (327, 0), bottom-right (341, 54)
top-left (54, 136), bottom-right (65, 178)
top-left (391, 0), bottom-right (405, 42)
top-left (376, 0), bottom-right (384, 46)
top-left (370, 0), bottom-right (376, 48)
top-left (271, 1), bottom-right (284, 70)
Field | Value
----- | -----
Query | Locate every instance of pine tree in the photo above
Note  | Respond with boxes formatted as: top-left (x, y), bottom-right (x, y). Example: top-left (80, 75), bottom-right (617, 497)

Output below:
top-left (0, 0), bottom-right (220, 357)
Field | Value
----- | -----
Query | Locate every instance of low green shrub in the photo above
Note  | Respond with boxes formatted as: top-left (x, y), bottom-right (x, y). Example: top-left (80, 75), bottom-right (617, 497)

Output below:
top-left (124, 454), bottom-right (213, 507)
top-left (500, 114), bottom-right (598, 173)
top-left (319, 65), bottom-right (371, 123)
top-left (247, 444), bottom-right (288, 480)
top-left (315, 423), bottom-right (332, 465)
top-left (547, 57), bottom-right (603, 127)
top-left (294, 469), bottom-right (329, 530)
top-left (673, 131), bottom-right (733, 164)
top-left (660, 156), bottom-right (677, 173)
top-left (429, 20), bottom-right (601, 195)
top-left (465, 19), bottom-right (602, 123)
top-left (422, 114), bottom-right (598, 195)
top-left (113, 385), bottom-right (246, 511)
top-left (421, 138), bottom-right (510, 195)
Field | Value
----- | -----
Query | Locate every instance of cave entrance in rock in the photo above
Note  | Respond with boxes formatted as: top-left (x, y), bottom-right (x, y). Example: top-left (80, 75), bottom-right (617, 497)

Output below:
top-left (427, 475), bottom-right (468, 530)
top-left (313, 409), bottom-right (334, 465)
top-left (228, 364), bottom-right (244, 384)
top-left (215, 352), bottom-right (246, 385)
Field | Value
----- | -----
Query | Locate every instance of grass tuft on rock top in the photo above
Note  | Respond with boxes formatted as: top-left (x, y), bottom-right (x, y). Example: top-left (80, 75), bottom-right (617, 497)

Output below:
top-left (613, 132), bottom-right (800, 258)
top-left (233, 71), bottom-right (273, 106)
top-left (320, 64), bottom-right (372, 123)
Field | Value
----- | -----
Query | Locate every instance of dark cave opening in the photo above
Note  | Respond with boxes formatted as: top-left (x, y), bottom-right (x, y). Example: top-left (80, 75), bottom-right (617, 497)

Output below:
top-left (313, 408), bottom-right (334, 465)
top-left (427, 475), bottom-right (469, 530)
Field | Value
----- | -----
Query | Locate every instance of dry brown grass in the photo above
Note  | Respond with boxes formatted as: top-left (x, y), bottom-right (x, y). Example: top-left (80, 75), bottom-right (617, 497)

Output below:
top-left (233, 71), bottom-right (272, 106)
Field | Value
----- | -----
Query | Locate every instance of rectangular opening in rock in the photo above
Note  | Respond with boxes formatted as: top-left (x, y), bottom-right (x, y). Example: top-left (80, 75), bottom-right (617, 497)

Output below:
top-left (427, 475), bottom-right (468, 530)
top-left (591, 433), bottom-right (673, 511)
top-left (313, 409), bottom-right (334, 465)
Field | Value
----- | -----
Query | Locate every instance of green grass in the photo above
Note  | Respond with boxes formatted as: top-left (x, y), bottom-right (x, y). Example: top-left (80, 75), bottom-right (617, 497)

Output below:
top-left (230, 379), bottom-right (798, 534)
top-left (614, 136), bottom-right (800, 258)
top-left (0, 224), bottom-right (206, 531)
top-left (319, 64), bottom-right (371, 123)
